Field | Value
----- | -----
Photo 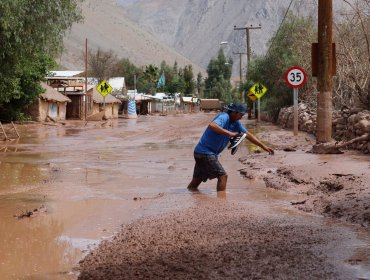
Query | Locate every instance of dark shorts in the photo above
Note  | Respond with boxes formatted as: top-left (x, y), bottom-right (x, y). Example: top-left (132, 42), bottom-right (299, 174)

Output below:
top-left (192, 152), bottom-right (226, 182)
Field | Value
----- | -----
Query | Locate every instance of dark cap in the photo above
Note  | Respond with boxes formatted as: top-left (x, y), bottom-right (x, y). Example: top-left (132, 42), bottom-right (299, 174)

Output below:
top-left (225, 101), bottom-right (248, 114)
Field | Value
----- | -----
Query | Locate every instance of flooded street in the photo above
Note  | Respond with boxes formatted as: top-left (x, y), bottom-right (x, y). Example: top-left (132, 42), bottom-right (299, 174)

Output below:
top-left (1, 113), bottom-right (370, 279)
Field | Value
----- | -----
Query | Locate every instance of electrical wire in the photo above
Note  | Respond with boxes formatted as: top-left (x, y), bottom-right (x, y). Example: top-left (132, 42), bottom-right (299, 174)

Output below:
top-left (266, 0), bottom-right (294, 55)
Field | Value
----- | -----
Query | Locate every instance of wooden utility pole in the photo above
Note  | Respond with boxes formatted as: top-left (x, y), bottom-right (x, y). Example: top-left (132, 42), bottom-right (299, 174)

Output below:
top-left (233, 51), bottom-right (247, 102)
top-left (85, 38), bottom-right (88, 120)
top-left (234, 24), bottom-right (261, 80)
top-left (316, 0), bottom-right (333, 143)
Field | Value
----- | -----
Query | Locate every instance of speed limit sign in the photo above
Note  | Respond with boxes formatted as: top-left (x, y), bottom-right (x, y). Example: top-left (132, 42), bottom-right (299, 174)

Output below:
top-left (285, 66), bottom-right (307, 88)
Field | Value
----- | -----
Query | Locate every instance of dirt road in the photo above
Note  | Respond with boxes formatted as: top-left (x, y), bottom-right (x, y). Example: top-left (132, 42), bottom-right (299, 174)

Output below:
top-left (0, 113), bottom-right (369, 279)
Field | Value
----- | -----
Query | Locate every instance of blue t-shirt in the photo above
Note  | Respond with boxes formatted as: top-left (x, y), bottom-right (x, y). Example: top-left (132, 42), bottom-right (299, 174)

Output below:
top-left (194, 112), bottom-right (247, 156)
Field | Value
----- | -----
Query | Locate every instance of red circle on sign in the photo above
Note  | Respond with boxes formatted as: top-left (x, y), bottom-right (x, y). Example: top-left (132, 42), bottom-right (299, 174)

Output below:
top-left (285, 66), bottom-right (307, 88)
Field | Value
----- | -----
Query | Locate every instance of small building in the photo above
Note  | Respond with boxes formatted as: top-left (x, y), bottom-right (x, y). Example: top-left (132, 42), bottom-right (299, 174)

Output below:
top-left (88, 86), bottom-right (121, 119)
top-left (181, 96), bottom-right (199, 113)
top-left (107, 77), bottom-right (126, 99)
top-left (120, 93), bottom-right (152, 115)
top-left (27, 83), bottom-right (71, 122)
top-left (45, 76), bottom-right (88, 119)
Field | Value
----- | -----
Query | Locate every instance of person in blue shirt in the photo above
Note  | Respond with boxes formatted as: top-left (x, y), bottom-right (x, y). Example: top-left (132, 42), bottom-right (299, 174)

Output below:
top-left (187, 101), bottom-right (274, 192)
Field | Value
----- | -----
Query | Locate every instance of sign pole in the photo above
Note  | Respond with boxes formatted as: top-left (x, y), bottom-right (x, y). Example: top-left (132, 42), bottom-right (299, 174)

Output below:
top-left (96, 80), bottom-right (113, 113)
top-left (293, 88), bottom-right (298, 136)
top-left (248, 82), bottom-right (268, 123)
top-left (284, 66), bottom-right (307, 136)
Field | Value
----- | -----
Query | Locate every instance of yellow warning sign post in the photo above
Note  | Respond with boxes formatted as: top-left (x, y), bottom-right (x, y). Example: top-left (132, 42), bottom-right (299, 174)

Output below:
top-left (249, 82), bottom-right (268, 99)
top-left (96, 80), bottom-right (113, 109)
top-left (96, 80), bottom-right (113, 97)
top-left (248, 82), bottom-right (268, 122)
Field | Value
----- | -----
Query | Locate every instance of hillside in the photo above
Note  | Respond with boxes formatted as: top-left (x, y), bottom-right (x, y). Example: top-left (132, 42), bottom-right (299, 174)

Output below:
top-left (119, 0), bottom-right (302, 68)
top-left (61, 0), bottom-right (351, 77)
top-left (58, 0), bottom-right (206, 75)
top-left (118, 0), bottom-right (349, 76)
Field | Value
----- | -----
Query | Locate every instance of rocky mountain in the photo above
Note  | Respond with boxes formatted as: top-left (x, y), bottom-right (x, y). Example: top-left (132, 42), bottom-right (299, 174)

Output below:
top-left (119, 0), bottom-right (305, 68)
top-left (61, 0), bottom-right (350, 77)
top-left (59, 0), bottom-right (206, 75)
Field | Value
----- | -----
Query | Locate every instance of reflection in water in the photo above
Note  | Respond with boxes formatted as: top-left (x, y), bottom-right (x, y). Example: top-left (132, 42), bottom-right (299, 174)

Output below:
top-left (0, 162), bottom-right (45, 193)
top-left (64, 128), bottom-right (83, 136)
top-left (0, 214), bottom-right (80, 279)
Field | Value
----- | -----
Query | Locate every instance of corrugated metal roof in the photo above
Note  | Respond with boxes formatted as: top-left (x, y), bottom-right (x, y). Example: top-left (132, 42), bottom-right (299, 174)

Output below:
top-left (48, 70), bottom-right (83, 77)
top-left (40, 83), bottom-right (71, 103)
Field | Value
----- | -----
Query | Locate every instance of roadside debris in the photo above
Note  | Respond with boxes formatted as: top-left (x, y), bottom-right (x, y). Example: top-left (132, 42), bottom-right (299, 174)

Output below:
top-left (133, 193), bottom-right (164, 201)
top-left (311, 133), bottom-right (370, 154)
top-left (291, 200), bottom-right (307, 205)
top-left (14, 205), bottom-right (47, 219)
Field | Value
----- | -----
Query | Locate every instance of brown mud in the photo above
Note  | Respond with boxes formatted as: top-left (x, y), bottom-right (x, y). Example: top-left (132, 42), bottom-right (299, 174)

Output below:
top-left (0, 113), bottom-right (369, 279)
top-left (248, 122), bottom-right (370, 229)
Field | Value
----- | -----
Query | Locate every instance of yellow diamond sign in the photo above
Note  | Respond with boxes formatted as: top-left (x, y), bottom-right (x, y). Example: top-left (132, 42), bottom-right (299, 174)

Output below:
top-left (96, 80), bottom-right (113, 97)
top-left (249, 82), bottom-right (268, 99)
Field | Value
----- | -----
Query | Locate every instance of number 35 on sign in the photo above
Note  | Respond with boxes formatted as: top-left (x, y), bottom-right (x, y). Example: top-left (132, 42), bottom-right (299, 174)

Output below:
top-left (284, 66), bottom-right (307, 88)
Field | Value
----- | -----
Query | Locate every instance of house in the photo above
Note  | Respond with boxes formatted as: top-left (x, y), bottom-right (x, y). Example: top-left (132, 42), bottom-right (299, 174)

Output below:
top-left (120, 92), bottom-right (152, 115)
top-left (27, 83), bottom-right (71, 122)
top-left (107, 77), bottom-right (126, 99)
top-left (180, 96), bottom-right (199, 113)
top-left (45, 76), bottom-right (91, 119)
top-left (88, 86), bottom-right (121, 119)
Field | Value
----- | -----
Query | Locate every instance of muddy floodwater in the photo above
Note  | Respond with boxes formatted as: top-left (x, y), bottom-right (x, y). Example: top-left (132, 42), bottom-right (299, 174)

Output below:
top-left (0, 113), bottom-right (369, 279)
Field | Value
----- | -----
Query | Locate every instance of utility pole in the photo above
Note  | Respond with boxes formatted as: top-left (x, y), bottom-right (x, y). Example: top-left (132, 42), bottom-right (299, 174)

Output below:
top-left (233, 51), bottom-right (247, 102)
top-left (234, 24), bottom-right (261, 116)
top-left (316, 0), bottom-right (333, 143)
top-left (85, 38), bottom-right (88, 120)
top-left (234, 24), bottom-right (261, 80)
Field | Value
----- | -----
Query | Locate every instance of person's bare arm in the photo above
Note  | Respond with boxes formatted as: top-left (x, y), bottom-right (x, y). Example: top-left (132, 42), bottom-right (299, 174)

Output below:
top-left (246, 131), bottom-right (274, 155)
top-left (208, 122), bottom-right (239, 138)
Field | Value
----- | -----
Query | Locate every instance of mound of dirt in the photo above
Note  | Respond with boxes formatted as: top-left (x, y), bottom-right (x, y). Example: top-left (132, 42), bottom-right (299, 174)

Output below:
top-left (243, 122), bottom-right (370, 229)
top-left (78, 199), bottom-right (352, 279)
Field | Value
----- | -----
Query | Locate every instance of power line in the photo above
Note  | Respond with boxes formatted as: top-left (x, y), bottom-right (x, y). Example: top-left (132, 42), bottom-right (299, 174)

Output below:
top-left (266, 0), bottom-right (294, 55)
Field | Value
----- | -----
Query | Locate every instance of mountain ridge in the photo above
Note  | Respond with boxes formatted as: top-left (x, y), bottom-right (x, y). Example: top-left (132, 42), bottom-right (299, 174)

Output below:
top-left (61, 0), bottom-right (351, 77)
top-left (59, 0), bottom-right (206, 75)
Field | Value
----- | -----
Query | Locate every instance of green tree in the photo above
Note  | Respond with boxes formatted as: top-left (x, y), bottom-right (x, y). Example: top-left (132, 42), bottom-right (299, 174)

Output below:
top-left (196, 72), bottom-right (205, 98)
top-left (159, 61), bottom-right (174, 93)
top-left (248, 13), bottom-right (316, 120)
top-left (183, 65), bottom-right (195, 96)
top-left (143, 64), bottom-right (159, 94)
top-left (204, 49), bottom-right (233, 101)
top-left (0, 0), bottom-right (83, 120)
top-left (116, 58), bottom-right (143, 90)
